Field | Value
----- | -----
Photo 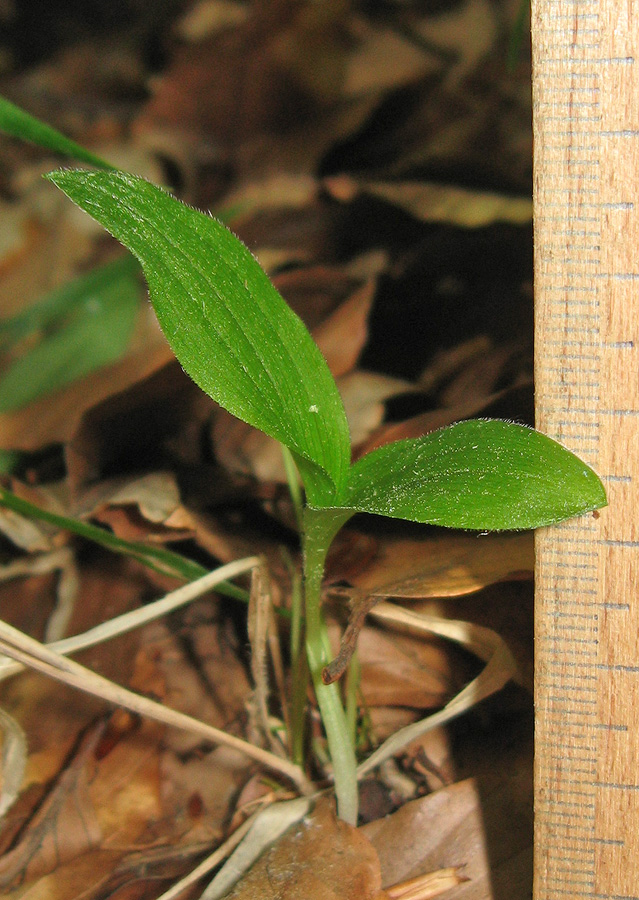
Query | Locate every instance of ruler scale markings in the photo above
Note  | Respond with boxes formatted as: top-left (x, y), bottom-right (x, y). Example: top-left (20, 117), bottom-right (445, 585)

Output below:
top-left (543, 684), bottom-right (598, 692)
top-left (553, 871), bottom-right (597, 878)
top-left (533, 0), bottom-right (639, 896)
top-left (547, 756), bottom-right (597, 762)
top-left (547, 877), bottom-right (596, 883)
top-left (555, 864), bottom-right (597, 869)
top-left (549, 801), bottom-right (598, 807)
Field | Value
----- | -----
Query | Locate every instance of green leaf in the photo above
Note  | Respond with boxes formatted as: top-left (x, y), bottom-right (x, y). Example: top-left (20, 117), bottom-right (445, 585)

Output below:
top-left (0, 95), bottom-right (114, 169)
top-left (0, 256), bottom-right (140, 413)
top-left (0, 255), bottom-right (139, 352)
top-left (46, 169), bottom-right (351, 505)
top-left (339, 419), bottom-right (607, 530)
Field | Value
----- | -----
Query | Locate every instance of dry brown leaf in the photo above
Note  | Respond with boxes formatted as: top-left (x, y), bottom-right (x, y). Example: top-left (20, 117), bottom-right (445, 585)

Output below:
top-left (319, 0), bottom-right (530, 191)
top-left (398, 725), bottom-right (455, 794)
top-left (0, 706), bottom-right (28, 820)
top-left (356, 622), bottom-right (471, 711)
top-left (134, 1), bottom-right (459, 185)
top-left (86, 471), bottom-right (183, 525)
top-left (352, 402), bottom-right (481, 458)
top-left (90, 503), bottom-right (193, 546)
top-left (324, 179), bottom-right (532, 229)
top-left (132, 608), bottom-right (253, 757)
top-left (346, 532), bottom-right (533, 600)
top-left (1, 830), bottom-right (211, 900)
top-left (135, 1), bottom-right (348, 160)
top-left (0, 342), bottom-right (174, 454)
top-left (86, 716), bottom-right (164, 846)
top-left (438, 344), bottom-right (523, 410)
top-left (354, 376), bottom-right (533, 457)
top-left (222, 171), bottom-right (318, 225)
top-left (411, 581), bottom-right (534, 693)
top-left (362, 771), bottom-right (532, 900)
top-left (0, 554), bottom-right (146, 743)
top-left (340, 370), bottom-right (418, 447)
top-left (272, 265), bottom-right (364, 337)
top-left (312, 279), bottom-right (376, 377)
top-left (323, 589), bottom-right (479, 712)
top-left (2, 848), bottom-right (125, 900)
top-left (223, 798), bottom-right (384, 900)
top-left (160, 746), bottom-right (254, 844)
top-left (366, 708), bottom-right (423, 746)
top-left (0, 553), bottom-right (169, 867)
top-left (65, 357), bottom-right (208, 491)
top-left (181, 507), bottom-right (293, 581)
top-left (232, 203), bottom-right (333, 272)
top-left (0, 723), bottom-right (103, 890)
top-left (356, 605), bottom-right (518, 779)
top-left (342, 17), bottom-right (440, 98)
top-left (78, 471), bottom-right (199, 545)
top-left (0, 197), bottom-right (92, 320)
top-left (0, 569), bottom-right (307, 799)
top-left (177, 0), bottom-right (250, 42)
top-left (10, 841), bottom-right (212, 900)
top-left (0, 505), bottom-right (60, 554)
top-left (0, 571), bottom-right (61, 669)
top-left (106, 840), bottom-right (215, 897)
top-left (390, 70), bottom-right (532, 192)
top-left (418, 337), bottom-right (494, 395)
top-left (0, 559), bottom-right (290, 895)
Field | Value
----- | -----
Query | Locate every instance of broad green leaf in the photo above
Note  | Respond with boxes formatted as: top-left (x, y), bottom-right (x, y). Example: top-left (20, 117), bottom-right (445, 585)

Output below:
top-left (338, 419), bottom-right (607, 530)
top-left (0, 258), bottom-right (140, 413)
top-left (46, 169), bottom-right (351, 505)
top-left (0, 95), bottom-right (114, 169)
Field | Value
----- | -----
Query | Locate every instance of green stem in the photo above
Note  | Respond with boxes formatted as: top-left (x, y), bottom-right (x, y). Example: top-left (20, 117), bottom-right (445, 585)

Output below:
top-left (302, 506), bottom-right (358, 825)
top-left (288, 560), bottom-right (308, 766)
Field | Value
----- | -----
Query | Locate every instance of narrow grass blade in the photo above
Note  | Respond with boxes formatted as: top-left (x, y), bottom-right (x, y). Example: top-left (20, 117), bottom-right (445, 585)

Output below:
top-left (0, 95), bottom-right (114, 169)
top-left (0, 486), bottom-right (246, 599)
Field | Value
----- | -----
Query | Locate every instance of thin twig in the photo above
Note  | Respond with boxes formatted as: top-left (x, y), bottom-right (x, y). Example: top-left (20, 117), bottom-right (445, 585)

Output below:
top-left (247, 563), bottom-right (275, 748)
top-left (387, 867), bottom-right (468, 900)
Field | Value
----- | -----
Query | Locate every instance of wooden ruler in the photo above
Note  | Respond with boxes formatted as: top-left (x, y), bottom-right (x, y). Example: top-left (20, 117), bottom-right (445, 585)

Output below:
top-left (533, 0), bottom-right (639, 896)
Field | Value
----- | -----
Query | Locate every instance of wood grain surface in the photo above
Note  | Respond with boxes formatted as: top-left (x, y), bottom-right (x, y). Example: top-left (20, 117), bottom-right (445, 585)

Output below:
top-left (532, 0), bottom-right (639, 896)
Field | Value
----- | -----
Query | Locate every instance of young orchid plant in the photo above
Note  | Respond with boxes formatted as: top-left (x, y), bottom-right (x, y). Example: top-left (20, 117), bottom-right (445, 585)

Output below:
top-left (0, 98), bottom-right (607, 824)
top-left (45, 169), bottom-right (606, 823)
